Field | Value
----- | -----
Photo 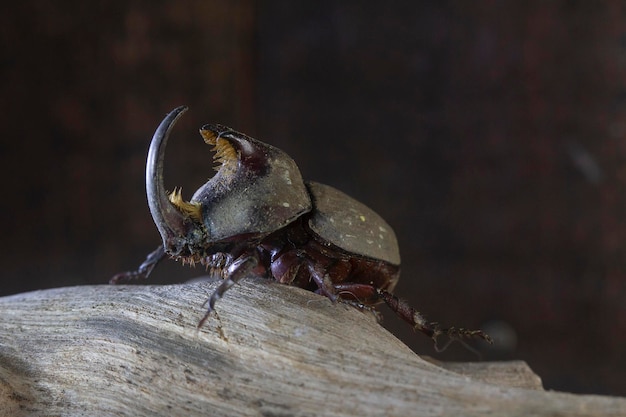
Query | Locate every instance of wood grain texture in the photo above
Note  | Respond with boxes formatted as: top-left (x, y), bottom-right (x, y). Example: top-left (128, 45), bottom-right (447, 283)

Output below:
top-left (1, 278), bottom-right (624, 416)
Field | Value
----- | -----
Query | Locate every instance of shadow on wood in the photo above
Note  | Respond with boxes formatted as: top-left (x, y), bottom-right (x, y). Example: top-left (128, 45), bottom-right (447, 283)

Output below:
top-left (0, 278), bottom-right (624, 416)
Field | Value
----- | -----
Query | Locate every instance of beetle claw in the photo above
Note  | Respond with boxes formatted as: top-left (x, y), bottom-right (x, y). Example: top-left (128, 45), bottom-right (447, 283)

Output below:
top-left (377, 289), bottom-right (492, 350)
top-left (430, 325), bottom-right (494, 351)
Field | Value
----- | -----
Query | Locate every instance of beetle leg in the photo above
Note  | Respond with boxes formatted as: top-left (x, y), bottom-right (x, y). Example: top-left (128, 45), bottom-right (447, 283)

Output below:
top-left (109, 245), bottom-right (166, 284)
top-left (306, 261), bottom-right (338, 302)
top-left (331, 283), bottom-right (384, 321)
top-left (333, 283), bottom-right (378, 303)
top-left (340, 299), bottom-right (384, 323)
top-left (198, 254), bottom-right (258, 328)
top-left (378, 289), bottom-right (493, 348)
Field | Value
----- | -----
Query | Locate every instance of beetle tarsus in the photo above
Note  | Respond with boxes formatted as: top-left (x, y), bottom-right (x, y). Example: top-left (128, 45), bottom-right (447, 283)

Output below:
top-left (377, 289), bottom-right (492, 347)
top-left (430, 325), bottom-right (494, 351)
top-left (110, 245), bottom-right (166, 284)
top-left (198, 255), bottom-right (259, 328)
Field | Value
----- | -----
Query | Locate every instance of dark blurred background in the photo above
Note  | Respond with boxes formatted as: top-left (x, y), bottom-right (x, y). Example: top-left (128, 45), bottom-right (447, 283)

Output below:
top-left (2, 1), bottom-right (625, 396)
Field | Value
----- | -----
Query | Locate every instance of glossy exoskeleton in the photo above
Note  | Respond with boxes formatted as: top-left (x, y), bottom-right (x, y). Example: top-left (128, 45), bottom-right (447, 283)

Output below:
top-left (112, 106), bottom-right (491, 348)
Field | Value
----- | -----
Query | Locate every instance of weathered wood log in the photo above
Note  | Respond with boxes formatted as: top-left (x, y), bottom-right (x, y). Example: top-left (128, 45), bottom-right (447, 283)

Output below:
top-left (1, 278), bottom-right (624, 416)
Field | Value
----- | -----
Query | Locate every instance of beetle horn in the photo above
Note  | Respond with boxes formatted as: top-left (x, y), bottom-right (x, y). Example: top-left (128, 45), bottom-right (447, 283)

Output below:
top-left (146, 106), bottom-right (201, 255)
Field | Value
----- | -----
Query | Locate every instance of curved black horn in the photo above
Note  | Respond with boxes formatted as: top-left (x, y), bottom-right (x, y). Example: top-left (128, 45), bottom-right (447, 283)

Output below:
top-left (146, 106), bottom-right (195, 255)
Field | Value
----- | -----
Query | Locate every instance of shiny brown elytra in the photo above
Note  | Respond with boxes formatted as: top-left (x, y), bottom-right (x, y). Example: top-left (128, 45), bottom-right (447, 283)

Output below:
top-left (112, 106), bottom-right (492, 348)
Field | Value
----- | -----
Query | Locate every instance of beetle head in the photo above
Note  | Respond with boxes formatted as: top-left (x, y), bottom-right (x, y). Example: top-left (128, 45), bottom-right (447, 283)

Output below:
top-left (146, 106), bottom-right (311, 259)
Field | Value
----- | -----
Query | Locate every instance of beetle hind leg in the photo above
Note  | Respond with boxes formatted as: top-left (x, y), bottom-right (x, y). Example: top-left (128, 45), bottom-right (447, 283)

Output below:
top-left (378, 289), bottom-right (493, 348)
top-left (314, 282), bottom-right (384, 322)
top-left (339, 298), bottom-right (384, 323)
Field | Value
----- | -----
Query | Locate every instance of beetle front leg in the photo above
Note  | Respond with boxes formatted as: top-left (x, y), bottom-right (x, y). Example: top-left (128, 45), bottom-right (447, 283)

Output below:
top-left (198, 254), bottom-right (258, 328)
top-left (378, 289), bottom-right (493, 349)
top-left (110, 245), bottom-right (166, 284)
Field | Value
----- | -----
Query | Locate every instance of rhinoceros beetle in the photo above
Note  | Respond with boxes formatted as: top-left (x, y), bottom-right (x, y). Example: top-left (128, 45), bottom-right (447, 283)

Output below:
top-left (112, 106), bottom-right (492, 348)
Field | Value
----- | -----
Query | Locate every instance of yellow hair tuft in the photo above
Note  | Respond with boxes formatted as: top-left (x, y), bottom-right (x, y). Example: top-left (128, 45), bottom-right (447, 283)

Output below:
top-left (168, 187), bottom-right (203, 223)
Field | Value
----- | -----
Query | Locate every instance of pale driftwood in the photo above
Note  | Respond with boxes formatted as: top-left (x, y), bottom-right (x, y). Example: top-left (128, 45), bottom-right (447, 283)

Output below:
top-left (0, 278), bottom-right (624, 417)
top-left (421, 358), bottom-right (545, 391)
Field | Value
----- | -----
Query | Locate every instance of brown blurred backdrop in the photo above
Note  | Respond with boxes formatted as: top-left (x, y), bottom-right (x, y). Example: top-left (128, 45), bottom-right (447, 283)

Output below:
top-left (2, 1), bottom-right (625, 396)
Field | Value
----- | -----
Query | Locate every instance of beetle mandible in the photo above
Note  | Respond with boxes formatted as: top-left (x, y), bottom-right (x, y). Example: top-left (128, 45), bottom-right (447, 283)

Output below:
top-left (112, 106), bottom-right (492, 348)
